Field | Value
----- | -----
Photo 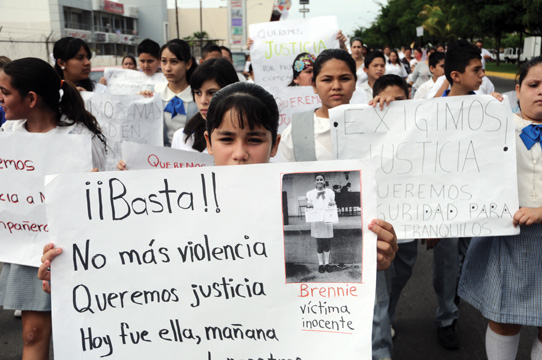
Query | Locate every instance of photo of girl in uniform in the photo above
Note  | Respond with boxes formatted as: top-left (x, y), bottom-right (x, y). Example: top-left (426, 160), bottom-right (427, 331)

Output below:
top-left (281, 171), bottom-right (363, 283)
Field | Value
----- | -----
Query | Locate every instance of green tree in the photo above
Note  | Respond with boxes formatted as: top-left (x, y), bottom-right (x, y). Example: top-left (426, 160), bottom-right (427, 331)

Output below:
top-left (418, 3), bottom-right (458, 42)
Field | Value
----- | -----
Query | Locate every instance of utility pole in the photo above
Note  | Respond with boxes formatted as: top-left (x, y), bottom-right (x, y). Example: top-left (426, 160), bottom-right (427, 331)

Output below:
top-left (175, 0), bottom-right (180, 38)
top-left (200, 0), bottom-right (203, 55)
top-left (299, 0), bottom-right (309, 19)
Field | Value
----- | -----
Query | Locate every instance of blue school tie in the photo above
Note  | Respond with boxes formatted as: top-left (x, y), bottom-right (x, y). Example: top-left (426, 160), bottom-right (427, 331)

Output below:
top-left (164, 97), bottom-right (186, 118)
top-left (520, 124), bottom-right (542, 150)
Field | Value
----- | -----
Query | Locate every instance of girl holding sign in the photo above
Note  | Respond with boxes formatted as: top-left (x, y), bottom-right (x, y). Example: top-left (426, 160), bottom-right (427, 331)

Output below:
top-left (306, 173), bottom-right (337, 273)
top-left (458, 57), bottom-right (542, 360)
top-left (53, 37), bottom-right (108, 93)
top-left (287, 52), bottom-right (316, 87)
top-left (0, 57), bottom-right (106, 360)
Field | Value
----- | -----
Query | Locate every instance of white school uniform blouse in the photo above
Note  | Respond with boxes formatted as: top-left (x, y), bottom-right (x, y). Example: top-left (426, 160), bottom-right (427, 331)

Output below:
top-left (279, 114), bottom-right (334, 162)
top-left (155, 82), bottom-right (194, 144)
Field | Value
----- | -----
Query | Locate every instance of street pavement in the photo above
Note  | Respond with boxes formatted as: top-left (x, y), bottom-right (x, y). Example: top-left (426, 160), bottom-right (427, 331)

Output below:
top-left (1, 75), bottom-right (534, 360)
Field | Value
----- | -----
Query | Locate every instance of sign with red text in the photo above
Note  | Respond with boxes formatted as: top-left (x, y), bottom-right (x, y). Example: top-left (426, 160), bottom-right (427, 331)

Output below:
top-left (82, 92), bottom-right (164, 171)
top-left (269, 86), bottom-right (321, 135)
top-left (249, 17), bottom-right (339, 88)
top-left (330, 95), bottom-right (519, 239)
top-left (0, 132), bottom-right (92, 266)
top-left (121, 141), bottom-right (214, 170)
top-left (45, 160), bottom-right (377, 359)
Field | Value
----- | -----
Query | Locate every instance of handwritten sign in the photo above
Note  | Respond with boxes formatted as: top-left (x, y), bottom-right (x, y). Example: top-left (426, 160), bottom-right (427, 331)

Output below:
top-left (82, 93), bottom-right (164, 171)
top-left (45, 160), bottom-right (377, 359)
top-left (104, 68), bottom-right (166, 95)
top-left (121, 141), bottom-right (214, 170)
top-left (249, 17), bottom-right (339, 88)
top-left (0, 132), bottom-right (92, 266)
top-left (329, 95), bottom-right (520, 239)
top-left (268, 86), bottom-right (322, 134)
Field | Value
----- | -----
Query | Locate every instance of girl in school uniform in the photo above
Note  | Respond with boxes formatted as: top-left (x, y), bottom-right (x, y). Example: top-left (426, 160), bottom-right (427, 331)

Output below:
top-left (154, 39), bottom-right (199, 146)
top-left (458, 57), bottom-right (542, 360)
top-left (53, 37), bottom-right (108, 93)
top-left (385, 50), bottom-right (408, 79)
top-left (306, 173), bottom-right (337, 273)
top-left (171, 57), bottom-right (239, 152)
top-left (0, 57), bottom-right (106, 360)
top-left (287, 52), bottom-right (316, 87)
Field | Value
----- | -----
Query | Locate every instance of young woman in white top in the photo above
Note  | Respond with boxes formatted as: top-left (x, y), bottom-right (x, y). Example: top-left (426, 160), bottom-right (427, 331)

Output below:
top-left (385, 50), bottom-right (408, 79)
top-left (0, 57), bottom-right (106, 360)
top-left (154, 39), bottom-right (198, 146)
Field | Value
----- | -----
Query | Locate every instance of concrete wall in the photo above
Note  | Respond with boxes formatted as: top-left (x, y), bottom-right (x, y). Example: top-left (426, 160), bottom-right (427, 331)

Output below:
top-left (127, 0), bottom-right (168, 44)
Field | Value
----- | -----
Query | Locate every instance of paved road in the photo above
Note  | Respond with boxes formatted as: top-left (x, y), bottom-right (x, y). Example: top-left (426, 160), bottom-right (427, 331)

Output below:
top-left (2, 76), bottom-right (531, 360)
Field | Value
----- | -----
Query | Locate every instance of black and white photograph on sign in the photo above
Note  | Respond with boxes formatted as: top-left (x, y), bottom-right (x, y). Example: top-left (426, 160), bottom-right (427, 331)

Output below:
top-left (281, 171), bottom-right (363, 283)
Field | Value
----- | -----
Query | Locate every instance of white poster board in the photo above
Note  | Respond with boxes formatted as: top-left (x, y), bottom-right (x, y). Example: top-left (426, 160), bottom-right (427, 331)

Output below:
top-left (250, 17), bottom-right (340, 88)
top-left (0, 132), bottom-right (92, 266)
top-left (104, 68), bottom-right (166, 95)
top-left (330, 95), bottom-right (520, 239)
top-left (269, 86), bottom-right (321, 135)
top-left (82, 93), bottom-right (164, 171)
top-left (121, 141), bottom-right (214, 170)
top-left (46, 160), bottom-right (377, 359)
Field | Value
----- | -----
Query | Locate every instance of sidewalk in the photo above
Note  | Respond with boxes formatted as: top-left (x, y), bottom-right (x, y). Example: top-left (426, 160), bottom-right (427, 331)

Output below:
top-left (485, 70), bottom-right (516, 80)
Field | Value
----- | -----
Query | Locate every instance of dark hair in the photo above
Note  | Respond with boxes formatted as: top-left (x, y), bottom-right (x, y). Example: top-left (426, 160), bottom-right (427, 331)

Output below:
top-left (160, 39), bottom-right (196, 82)
top-left (429, 51), bottom-right (445, 68)
top-left (315, 173), bottom-right (326, 180)
top-left (444, 40), bottom-right (481, 84)
top-left (364, 51), bottom-right (386, 69)
top-left (373, 74), bottom-right (409, 98)
top-left (3, 58), bottom-right (105, 144)
top-left (350, 38), bottom-right (363, 47)
top-left (313, 49), bottom-right (357, 83)
top-left (219, 46), bottom-right (233, 60)
top-left (201, 44), bottom-right (222, 60)
top-left (389, 50), bottom-right (400, 64)
top-left (517, 56), bottom-right (542, 86)
top-left (122, 55), bottom-right (137, 66)
top-left (413, 47), bottom-right (422, 54)
top-left (137, 38), bottom-right (160, 59)
top-left (183, 58), bottom-right (239, 152)
top-left (288, 52), bottom-right (315, 86)
top-left (206, 82), bottom-right (279, 147)
top-left (53, 37), bottom-right (94, 91)
top-left (0, 56), bottom-right (11, 69)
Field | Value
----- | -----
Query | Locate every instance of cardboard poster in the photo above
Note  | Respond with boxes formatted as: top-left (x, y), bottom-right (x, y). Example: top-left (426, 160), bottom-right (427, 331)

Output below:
top-left (0, 132), bottom-right (92, 266)
top-left (330, 95), bottom-right (520, 239)
top-left (121, 141), bottom-right (214, 170)
top-left (104, 68), bottom-right (166, 95)
top-left (45, 160), bottom-right (377, 359)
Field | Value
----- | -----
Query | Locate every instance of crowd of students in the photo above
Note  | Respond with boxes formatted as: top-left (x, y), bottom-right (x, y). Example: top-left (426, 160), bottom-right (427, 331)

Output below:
top-left (0, 30), bottom-right (540, 360)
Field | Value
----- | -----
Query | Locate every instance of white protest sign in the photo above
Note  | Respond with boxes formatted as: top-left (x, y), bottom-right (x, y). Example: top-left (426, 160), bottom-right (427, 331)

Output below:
top-left (104, 68), bottom-right (166, 95)
top-left (82, 92), bottom-right (164, 171)
top-left (269, 86), bottom-right (321, 135)
top-left (121, 141), bottom-right (214, 170)
top-left (250, 17), bottom-right (339, 88)
top-left (503, 90), bottom-right (521, 115)
top-left (330, 95), bottom-right (520, 240)
top-left (45, 160), bottom-right (377, 359)
top-left (0, 132), bottom-right (91, 266)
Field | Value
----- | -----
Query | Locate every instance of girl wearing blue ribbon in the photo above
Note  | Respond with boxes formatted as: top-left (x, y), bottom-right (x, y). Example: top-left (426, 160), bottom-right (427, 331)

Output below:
top-left (154, 39), bottom-right (198, 146)
top-left (458, 57), bottom-right (542, 360)
top-left (306, 173), bottom-right (336, 273)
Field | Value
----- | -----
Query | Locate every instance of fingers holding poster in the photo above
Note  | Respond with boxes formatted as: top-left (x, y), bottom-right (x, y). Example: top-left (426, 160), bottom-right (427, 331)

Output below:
top-left (249, 16), bottom-right (340, 88)
top-left (44, 160), bottom-right (376, 359)
top-left (329, 95), bottom-right (520, 239)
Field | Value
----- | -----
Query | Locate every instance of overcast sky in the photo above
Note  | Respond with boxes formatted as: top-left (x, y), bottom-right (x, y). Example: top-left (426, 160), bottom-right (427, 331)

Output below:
top-left (167, 0), bottom-right (387, 36)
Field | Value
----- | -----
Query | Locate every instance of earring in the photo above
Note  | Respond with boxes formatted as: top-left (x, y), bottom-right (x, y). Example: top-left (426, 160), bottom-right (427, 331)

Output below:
top-left (61, 66), bottom-right (65, 70)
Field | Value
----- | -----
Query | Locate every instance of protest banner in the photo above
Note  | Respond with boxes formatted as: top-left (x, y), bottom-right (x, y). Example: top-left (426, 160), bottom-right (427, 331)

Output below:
top-left (121, 141), bottom-right (214, 170)
top-left (249, 17), bottom-right (339, 88)
top-left (329, 95), bottom-right (520, 240)
top-left (45, 160), bottom-right (377, 359)
top-left (104, 68), bottom-right (166, 95)
top-left (269, 86), bottom-right (321, 135)
top-left (0, 132), bottom-right (92, 266)
top-left (82, 92), bottom-right (164, 171)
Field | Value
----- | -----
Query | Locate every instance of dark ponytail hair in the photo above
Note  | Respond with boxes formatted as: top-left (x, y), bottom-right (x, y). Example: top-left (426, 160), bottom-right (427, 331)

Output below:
top-left (183, 58), bottom-right (239, 152)
top-left (3, 58), bottom-right (105, 145)
top-left (160, 39), bottom-right (197, 83)
top-left (53, 37), bottom-right (94, 91)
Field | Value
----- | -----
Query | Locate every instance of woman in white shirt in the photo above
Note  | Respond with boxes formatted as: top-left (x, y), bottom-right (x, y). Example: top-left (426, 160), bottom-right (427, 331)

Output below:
top-left (385, 50), bottom-right (408, 79)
